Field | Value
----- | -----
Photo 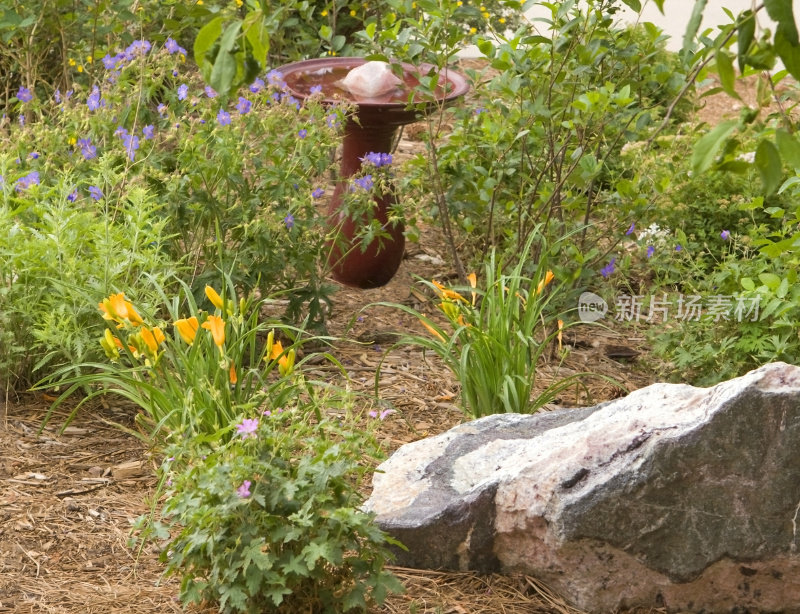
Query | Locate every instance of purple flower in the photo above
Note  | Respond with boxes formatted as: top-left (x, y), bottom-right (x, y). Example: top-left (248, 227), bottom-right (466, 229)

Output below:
top-left (15, 171), bottom-right (40, 192)
top-left (29, 152), bottom-right (39, 159)
top-left (675, 244), bottom-right (682, 252)
top-left (67, 190), bottom-right (78, 202)
top-left (18, 115), bottom-right (25, 127)
top-left (249, 77), bottom-right (265, 93)
top-left (310, 84), bottom-right (323, 95)
top-left (17, 87), bottom-right (33, 103)
top-left (326, 114), bottom-right (339, 129)
top-left (236, 418), bottom-right (259, 439)
top-left (625, 222), bottom-right (635, 236)
top-left (298, 128), bottom-right (307, 139)
top-left (123, 134), bottom-right (140, 161)
top-left (266, 69), bottom-right (285, 89)
top-left (88, 186), bottom-right (103, 200)
top-left (217, 109), bottom-right (231, 126)
top-left (283, 94), bottom-right (300, 110)
top-left (165, 37), bottom-right (186, 55)
top-left (204, 86), bottom-right (217, 98)
top-left (177, 84), bottom-right (188, 101)
top-left (311, 187), bottom-right (324, 199)
top-left (360, 151), bottom-right (392, 167)
top-left (87, 86), bottom-right (103, 111)
top-left (142, 124), bottom-right (155, 140)
top-left (720, 230), bottom-right (730, 240)
top-left (600, 257), bottom-right (616, 279)
top-left (236, 480), bottom-right (252, 498)
top-left (352, 174), bottom-right (374, 191)
top-left (236, 97), bottom-right (252, 114)
top-left (646, 245), bottom-right (655, 259)
top-left (368, 409), bottom-right (396, 420)
top-left (114, 125), bottom-right (129, 138)
top-left (157, 103), bottom-right (167, 117)
top-left (54, 89), bottom-right (62, 103)
top-left (77, 138), bottom-right (97, 160)
top-left (284, 213), bottom-right (295, 229)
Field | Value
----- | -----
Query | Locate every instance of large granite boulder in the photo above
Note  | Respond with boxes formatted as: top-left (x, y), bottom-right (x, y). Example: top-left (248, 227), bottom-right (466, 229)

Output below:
top-left (364, 362), bottom-right (800, 612)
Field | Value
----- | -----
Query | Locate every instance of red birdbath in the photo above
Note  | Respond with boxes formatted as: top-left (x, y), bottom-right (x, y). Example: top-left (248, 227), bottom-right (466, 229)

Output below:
top-left (279, 57), bottom-right (469, 289)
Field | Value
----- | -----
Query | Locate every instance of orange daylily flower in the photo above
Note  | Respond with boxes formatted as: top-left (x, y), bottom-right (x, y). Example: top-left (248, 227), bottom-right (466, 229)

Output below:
top-left (419, 315), bottom-right (445, 342)
top-left (229, 362), bottom-right (238, 384)
top-left (268, 338), bottom-right (294, 375)
top-left (140, 326), bottom-right (166, 354)
top-left (432, 280), bottom-right (467, 303)
top-left (535, 270), bottom-right (555, 295)
top-left (202, 315), bottom-right (226, 348)
top-left (174, 316), bottom-right (199, 345)
top-left (557, 319), bottom-right (564, 352)
top-left (466, 272), bottom-right (477, 305)
top-left (99, 293), bottom-right (143, 326)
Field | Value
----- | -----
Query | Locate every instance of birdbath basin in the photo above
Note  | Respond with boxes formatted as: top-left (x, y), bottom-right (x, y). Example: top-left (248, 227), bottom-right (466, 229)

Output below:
top-left (280, 57), bottom-right (469, 289)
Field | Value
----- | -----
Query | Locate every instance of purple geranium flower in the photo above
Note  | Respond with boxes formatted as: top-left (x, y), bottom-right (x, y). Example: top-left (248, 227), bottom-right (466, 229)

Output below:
top-left (298, 128), bottom-right (307, 139)
top-left (204, 86), bottom-right (217, 98)
top-left (67, 190), bottom-right (78, 202)
top-left (310, 84), bottom-right (322, 95)
top-left (236, 480), bottom-right (252, 498)
top-left (164, 37), bottom-right (186, 55)
top-left (720, 229), bottom-right (730, 240)
top-left (217, 109), bottom-right (231, 126)
top-left (646, 245), bottom-right (655, 259)
top-left (123, 134), bottom-right (140, 161)
top-left (236, 97), bottom-right (252, 114)
top-left (157, 103), bottom-right (167, 117)
top-left (675, 244), bottom-right (682, 252)
top-left (88, 186), bottom-right (103, 200)
top-left (284, 213), bottom-right (295, 229)
top-left (625, 222), bottom-right (635, 236)
top-left (266, 69), bottom-right (286, 89)
top-left (17, 87), bottom-right (33, 103)
top-left (142, 124), bottom-right (155, 140)
top-left (600, 257), bottom-right (616, 279)
top-left (77, 138), bottom-right (97, 160)
top-left (311, 187), bottom-right (324, 199)
top-left (87, 86), bottom-right (103, 111)
top-left (236, 418), bottom-right (259, 439)
top-left (177, 84), bottom-right (188, 101)
top-left (249, 77), bottom-right (265, 93)
top-left (360, 151), bottom-right (392, 167)
top-left (352, 174), bottom-right (374, 191)
top-left (15, 171), bottom-right (40, 192)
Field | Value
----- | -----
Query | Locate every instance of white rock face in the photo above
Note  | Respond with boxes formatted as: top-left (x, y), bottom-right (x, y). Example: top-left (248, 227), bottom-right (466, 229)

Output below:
top-left (339, 61), bottom-right (401, 98)
top-left (365, 363), bottom-right (800, 613)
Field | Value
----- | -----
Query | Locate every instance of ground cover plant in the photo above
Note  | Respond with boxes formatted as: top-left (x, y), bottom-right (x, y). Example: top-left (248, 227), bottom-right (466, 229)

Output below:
top-left (2, 0), bottom-right (800, 612)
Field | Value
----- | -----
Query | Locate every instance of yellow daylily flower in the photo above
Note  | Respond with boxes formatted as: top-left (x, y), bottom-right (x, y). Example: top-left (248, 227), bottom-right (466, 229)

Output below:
top-left (466, 272), bottom-right (477, 305)
top-left (535, 270), bottom-right (555, 295)
top-left (205, 285), bottom-right (225, 310)
top-left (99, 293), bottom-right (143, 326)
top-left (202, 315), bottom-right (226, 348)
top-left (174, 316), bottom-right (199, 345)
top-left (557, 319), bottom-right (564, 352)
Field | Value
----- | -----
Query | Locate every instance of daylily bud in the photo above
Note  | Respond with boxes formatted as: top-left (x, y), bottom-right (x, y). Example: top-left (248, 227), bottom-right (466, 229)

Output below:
top-left (205, 285), bottom-right (225, 310)
top-left (535, 270), bottom-right (555, 295)
top-left (100, 329), bottom-right (120, 361)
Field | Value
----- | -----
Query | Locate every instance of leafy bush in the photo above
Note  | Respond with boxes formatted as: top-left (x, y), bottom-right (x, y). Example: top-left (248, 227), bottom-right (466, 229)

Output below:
top-left (161, 406), bottom-right (403, 613)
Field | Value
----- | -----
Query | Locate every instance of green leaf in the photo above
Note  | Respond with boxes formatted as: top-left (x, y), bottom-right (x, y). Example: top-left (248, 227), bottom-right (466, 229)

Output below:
top-left (681, 0), bottom-right (708, 62)
top-left (620, 0), bottom-right (641, 11)
top-left (758, 272), bottom-right (781, 289)
top-left (776, 129), bottom-right (800, 170)
top-left (755, 139), bottom-right (783, 196)
top-left (741, 278), bottom-right (755, 291)
top-left (775, 27), bottom-right (800, 81)
top-left (737, 10), bottom-right (756, 72)
top-left (691, 120), bottom-right (737, 175)
top-left (653, 0), bottom-right (665, 13)
top-left (209, 20), bottom-right (243, 96)
top-left (243, 10), bottom-right (269, 68)
top-left (764, 0), bottom-right (798, 43)
top-left (194, 16), bottom-right (224, 71)
top-left (715, 50), bottom-right (739, 99)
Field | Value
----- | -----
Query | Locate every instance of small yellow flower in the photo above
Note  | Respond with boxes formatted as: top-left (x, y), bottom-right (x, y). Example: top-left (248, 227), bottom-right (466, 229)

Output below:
top-left (457, 1), bottom-right (463, 5)
top-left (174, 316), bottom-right (199, 345)
top-left (469, 26), bottom-right (477, 34)
top-left (205, 285), bottom-right (225, 310)
top-left (235, 0), bottom-right (243, 5)
top-left (412, 1), bottom-right (416, 7)
top-left (202, 315), bottom-right (226, 348)
top-left (86, 55), bottom-right (93, 63)
top-left (321, 9), bottom-right (328, 16)
top-left (480, 4), bottom-right (486, 10)
top-left (535, 270), bottom-right (555, 295)
top-left (68, 58), bottom-right (76, 66)
top-left (68, 136), bottom-right (77, 146)
top-left (77, 65), bottom-right (84, 73)
top-left (482, 11), bottom-right (489, 19)
top-left (499, 17), bottom-right (506, 24)
top-left (350, 8), bottom-right (356, 15)
top-left (197, 0), bottom-right (203, 4)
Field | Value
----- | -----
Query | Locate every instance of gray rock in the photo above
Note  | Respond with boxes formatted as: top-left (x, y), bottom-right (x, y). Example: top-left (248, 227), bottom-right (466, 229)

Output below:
top-left (365, 362), bottom-right (800, 612)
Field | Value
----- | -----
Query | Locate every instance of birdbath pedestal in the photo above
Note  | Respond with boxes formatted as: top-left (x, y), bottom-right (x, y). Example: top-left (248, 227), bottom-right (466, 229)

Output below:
top-left (280, 57), bottom-right (469, 289)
